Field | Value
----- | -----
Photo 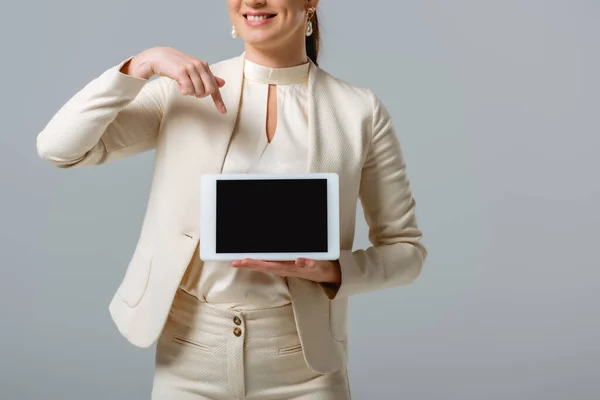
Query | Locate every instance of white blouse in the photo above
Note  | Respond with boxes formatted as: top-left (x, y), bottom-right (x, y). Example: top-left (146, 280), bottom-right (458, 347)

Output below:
top-left (179, 58), bottom-right (310, 310)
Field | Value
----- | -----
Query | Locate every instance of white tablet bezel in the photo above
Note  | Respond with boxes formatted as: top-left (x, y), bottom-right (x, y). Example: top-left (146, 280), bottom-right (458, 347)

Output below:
top-left (199, 173), bottom-right (340, 261)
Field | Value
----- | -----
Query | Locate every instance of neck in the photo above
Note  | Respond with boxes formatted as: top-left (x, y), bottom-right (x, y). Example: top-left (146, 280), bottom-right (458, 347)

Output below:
top-left (244, 43), bottom-right (309, 68)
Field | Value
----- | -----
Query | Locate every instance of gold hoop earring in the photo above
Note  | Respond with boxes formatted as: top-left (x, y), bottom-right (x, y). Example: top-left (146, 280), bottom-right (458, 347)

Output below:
top-left (306, 6), bottom-right (315, 37)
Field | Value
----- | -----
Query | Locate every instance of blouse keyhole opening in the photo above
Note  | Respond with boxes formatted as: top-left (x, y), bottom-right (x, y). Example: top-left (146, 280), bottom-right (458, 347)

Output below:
top-left (265, 84), bottom-right (278, 144)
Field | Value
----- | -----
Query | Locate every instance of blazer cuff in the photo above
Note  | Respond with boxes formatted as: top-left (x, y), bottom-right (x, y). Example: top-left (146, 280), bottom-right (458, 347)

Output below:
top-left (96, 56), bottom-right (151, 100)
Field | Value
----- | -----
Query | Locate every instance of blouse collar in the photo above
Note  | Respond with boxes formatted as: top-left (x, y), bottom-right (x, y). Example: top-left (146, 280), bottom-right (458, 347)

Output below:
top-left (243, 57), bottom-right (309, 85)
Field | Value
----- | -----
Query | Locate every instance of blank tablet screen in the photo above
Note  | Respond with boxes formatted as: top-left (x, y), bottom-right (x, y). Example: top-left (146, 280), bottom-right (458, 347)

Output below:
top-left (215, 179), bottom-right (328, 253)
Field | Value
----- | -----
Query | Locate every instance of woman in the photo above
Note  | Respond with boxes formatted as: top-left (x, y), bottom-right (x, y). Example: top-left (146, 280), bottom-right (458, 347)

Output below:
top-left (37, 0), bottom-right (427, 398)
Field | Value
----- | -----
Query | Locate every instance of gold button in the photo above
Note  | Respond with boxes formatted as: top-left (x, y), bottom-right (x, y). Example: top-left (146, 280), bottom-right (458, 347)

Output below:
top-left (233, 316), bottom-right (242, 325)
top-left (233, 327), bottom-right (242, 337)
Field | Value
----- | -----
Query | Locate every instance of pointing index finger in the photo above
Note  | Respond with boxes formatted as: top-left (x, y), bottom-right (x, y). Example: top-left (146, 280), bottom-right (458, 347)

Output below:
top-left (211, 83), bottom-right (226, 114)
top-left (203, 67), bottom-right (226, 114)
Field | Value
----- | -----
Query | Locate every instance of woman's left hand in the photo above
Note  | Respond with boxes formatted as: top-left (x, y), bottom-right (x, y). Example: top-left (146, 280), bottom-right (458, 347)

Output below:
top-left (231, 258), bottom-right (341, 284)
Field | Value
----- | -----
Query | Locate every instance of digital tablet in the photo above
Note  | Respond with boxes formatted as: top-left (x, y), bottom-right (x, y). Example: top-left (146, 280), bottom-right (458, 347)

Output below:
top-left (199, 173), bottom-right (340, 261)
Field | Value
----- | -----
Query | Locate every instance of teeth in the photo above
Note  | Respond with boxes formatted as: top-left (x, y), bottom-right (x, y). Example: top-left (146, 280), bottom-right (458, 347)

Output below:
top-left (247, 15), bottom-right (269, 21)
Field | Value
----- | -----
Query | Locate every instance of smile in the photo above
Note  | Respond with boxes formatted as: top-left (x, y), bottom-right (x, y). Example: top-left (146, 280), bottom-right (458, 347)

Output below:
top-left (243, 13), bottom-right (277, 26)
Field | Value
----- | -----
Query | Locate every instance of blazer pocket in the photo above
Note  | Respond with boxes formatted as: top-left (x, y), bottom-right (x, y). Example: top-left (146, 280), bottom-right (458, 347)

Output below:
top-left (172, 335), bottom-right (213, 353)
top-left (278, 343), bottom-right (303, 356)
top-left (118, 243), bottom-right (153, 308)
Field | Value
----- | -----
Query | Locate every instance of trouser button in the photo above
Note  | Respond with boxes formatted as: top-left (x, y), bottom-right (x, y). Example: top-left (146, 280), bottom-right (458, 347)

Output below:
top-left (233, 327), bottom-right (242, 337)
top-left (233, 316), bottom-right (242, 326)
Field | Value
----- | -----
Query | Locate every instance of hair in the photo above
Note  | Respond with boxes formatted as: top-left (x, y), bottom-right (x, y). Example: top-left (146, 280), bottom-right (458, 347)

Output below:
top-left (306, 11), bottom-right (320, 66)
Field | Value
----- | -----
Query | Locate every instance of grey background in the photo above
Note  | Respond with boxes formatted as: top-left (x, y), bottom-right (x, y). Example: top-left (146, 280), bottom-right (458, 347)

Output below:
top-left (1, 0), bottom-right (598, 399)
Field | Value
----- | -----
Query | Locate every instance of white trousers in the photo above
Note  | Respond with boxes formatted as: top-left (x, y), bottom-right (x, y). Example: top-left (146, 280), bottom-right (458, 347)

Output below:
top-left (152, 289), bottom-right (352, 399)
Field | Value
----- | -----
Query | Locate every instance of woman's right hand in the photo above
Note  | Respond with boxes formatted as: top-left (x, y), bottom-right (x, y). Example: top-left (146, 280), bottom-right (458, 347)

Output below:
top-left (123, 47), bottom-right (227, 114)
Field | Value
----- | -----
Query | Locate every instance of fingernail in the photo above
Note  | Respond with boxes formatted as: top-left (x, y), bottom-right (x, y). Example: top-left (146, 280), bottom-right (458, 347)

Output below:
top-left (297, 259), bottom-right (306, 267)
top-left (220, 104), bottom-right (227, 113)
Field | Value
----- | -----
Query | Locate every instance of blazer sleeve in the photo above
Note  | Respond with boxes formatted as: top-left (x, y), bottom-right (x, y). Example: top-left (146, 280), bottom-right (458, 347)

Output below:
top-left (36, 57), bottom-right (173, 168)
top-left (321, 90), bottom-right (427, 300)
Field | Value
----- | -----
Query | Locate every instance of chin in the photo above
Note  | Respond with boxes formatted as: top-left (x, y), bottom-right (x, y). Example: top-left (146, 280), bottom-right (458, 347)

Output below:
top-left (241, 31), bottom-right (280, 47)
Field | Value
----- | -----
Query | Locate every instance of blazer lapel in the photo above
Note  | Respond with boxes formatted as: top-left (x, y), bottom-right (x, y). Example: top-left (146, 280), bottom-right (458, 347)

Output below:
top-left (205, 54), bottom-right (245, 174)
top-left (305, 62), bottom-right (345, 176)
top-left (180, 54), bottom-right (245, 239)
top-left (306, 61), bottom-right (325, 174)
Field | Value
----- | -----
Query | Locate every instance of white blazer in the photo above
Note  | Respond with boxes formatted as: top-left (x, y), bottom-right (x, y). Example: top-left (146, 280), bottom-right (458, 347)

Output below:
top-left (36, 53), bottom-right (427, 374)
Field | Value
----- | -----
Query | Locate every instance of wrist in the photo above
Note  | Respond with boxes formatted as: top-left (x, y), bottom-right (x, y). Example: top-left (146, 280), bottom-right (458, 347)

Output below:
top-left (320, 260), bottom-right (341, 284)
top-left (121, 53), bottom-right (154, 80)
